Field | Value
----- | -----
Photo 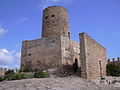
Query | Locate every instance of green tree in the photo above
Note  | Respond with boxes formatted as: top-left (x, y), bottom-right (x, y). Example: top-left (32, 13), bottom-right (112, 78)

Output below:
top-left (106, 64), bottom-right (120, 76)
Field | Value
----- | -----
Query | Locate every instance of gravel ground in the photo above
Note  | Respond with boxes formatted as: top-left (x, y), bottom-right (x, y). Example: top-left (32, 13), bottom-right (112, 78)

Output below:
top-left (0, 75), bottom-right (120, 90)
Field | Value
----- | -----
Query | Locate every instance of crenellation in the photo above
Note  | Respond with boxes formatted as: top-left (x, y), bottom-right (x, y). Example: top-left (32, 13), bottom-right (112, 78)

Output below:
top-left (118, 57), bottom-right (120, 61)
top-left (108, 59), bottom-right (110, 64)
top-left (112, 58), bottom-right (115, 62)
top-left (107, 57), bottom-right (120, 67)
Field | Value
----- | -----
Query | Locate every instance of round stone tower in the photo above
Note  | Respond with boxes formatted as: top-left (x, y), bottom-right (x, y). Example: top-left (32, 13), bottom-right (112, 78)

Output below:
top-left (42, 6), bottom-right (70, 37)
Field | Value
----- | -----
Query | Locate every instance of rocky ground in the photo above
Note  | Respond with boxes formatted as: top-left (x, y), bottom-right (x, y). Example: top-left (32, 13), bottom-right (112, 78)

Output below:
top-left (0, 75), bottom-right (120, 90)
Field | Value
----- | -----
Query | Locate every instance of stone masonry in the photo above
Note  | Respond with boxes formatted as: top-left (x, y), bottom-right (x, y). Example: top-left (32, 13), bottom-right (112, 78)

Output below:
top-left (80, 33), bottom-right (107, 80)
top-left (42, 6), bottom-right (70, 37)
top-left (21, 6), bottom-right (107, 80)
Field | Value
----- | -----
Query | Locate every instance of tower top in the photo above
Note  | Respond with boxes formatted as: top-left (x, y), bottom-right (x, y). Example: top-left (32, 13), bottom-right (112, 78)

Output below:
top-left (41, 6), bottom-right (70, 37)
top-left (43, 6), bottom-right (67, 11)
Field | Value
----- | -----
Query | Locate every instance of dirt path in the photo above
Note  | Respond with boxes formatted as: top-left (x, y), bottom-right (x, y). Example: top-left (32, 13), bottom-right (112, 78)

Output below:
top-left (0, 75), bottom-right (120, 90)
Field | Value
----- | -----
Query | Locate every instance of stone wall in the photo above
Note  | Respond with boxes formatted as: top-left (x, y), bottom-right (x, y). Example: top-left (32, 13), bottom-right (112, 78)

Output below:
top-left (21, 36), bottom-right (62, 71)
top-left (80, 33), bottom-right (107, 80)
top-left (70, 40), bottom-right (80, 67)
top-left (21, 35), bottom-right (80, 74)
top-left (42, 6), bottom-right (70, 37)
top-left (61, 36), bottom-right (80, 67)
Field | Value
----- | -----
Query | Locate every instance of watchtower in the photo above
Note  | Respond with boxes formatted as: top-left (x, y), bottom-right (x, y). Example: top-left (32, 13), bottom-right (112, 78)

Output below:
top-left (42, 6), bottom-right (70, 38)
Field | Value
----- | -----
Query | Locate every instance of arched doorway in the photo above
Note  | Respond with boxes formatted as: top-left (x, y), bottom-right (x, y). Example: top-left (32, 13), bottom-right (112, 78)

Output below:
top-left (72, 58), bottom-right (78, 74)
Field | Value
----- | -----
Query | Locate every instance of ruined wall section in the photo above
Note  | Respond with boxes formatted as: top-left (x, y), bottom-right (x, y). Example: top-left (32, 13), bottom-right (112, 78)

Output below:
top-left (79, 33), bottom-right (87, 78)
top-left (61, 36), bottom-right (72, 65)
top-left (61, 36), bottom-right (80, 67)
top-left (21, 36), bottom-right (62, 71)
top-left (80, 33), bottom-right (107, 80)
top-left (70, 40), bottom-right (80, 67)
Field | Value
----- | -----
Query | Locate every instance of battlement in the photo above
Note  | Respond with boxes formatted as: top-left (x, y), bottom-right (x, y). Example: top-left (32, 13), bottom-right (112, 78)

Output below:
top-left (108, 57), bottom-right (120, 64)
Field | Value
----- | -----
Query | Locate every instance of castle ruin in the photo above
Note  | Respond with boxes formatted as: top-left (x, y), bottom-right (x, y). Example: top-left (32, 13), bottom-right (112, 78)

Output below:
top-left (21, 6), bottom-right (107, 80)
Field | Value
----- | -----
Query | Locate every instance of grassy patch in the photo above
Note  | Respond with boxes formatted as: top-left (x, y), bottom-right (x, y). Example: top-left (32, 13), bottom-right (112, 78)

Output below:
top-left (34, 71), bottom-right (50, 78)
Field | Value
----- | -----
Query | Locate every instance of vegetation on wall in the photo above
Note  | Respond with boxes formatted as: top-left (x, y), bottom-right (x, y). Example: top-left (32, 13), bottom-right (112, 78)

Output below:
top-left (22, 61), bottom-right (33, 72)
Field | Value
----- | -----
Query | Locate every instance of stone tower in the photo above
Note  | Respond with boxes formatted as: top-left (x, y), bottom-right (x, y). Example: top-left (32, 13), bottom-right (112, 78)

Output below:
top-left (42, 6), bottom-right (70, 38)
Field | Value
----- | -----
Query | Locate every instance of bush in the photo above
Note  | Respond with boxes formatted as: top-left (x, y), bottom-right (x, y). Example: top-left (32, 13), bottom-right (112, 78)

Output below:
top-left (18, 69), bottom-right (24, 73)
top-left (3, 72), bottom-right (34, 81)
top-left (106, 64), bottom-right (120, 76)
top-left (5, 69), bottom-right (15, 75)
top-left (0, 77), bottom-right (4, 82)
top-left (25, 73), bottom-right (34, 78)
top-left (34, 71), bottom-right (50, 78)
top-left (4, 73), bottom-right (27, 80)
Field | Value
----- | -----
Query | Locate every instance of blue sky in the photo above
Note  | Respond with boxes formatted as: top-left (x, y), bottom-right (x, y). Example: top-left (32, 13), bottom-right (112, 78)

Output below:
top-left (0, 0), bottom-right (120, 69)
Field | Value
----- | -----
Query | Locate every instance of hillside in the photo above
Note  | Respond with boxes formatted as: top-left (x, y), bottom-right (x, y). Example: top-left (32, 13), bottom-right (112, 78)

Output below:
top-left (0, 75), bottom-right (120, 90)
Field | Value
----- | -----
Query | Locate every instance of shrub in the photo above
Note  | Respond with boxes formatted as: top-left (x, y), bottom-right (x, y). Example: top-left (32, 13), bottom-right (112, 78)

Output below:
top-left (34, 71), bottom-right (50, 78)
top-left (3, 72), bottom-right (34, 81)
top-left (25, 73), bottom-right (34, 78)
top-left (0, 77), bottom-right (4, 82)
top-left (18, 69), bottom-right (24, 73)
top-left (5, 69), bottom-right (15, 75)
top-left (4, 73), bottom-right (27, 80)
top-left (106, 64), bottom-right (120, 76)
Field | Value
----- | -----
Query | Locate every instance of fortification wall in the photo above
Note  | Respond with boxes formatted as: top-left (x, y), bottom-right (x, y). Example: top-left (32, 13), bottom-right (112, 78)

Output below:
top-left (21, 36), bottom-right (62, 71)
top-left (70, 40), bottom-right (80, 67)
top-left (80, 33), bottom-right (107, 80)
top-left (61, 36), bottom-right (80, 67)
top-left (21, 35), bottom-right (80, 73)
top-left (108, 57), bottom-right (120, 66)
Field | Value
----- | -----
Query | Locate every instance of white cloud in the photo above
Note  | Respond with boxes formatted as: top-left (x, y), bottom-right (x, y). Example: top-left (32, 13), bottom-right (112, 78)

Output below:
top-left (0, 27), bottom-right (7, 36)
top-left (16, 17), bottom-right (28, 24)
top-left (38, 0), bottom-right (74, 9)
top-left (0, 48), bottom-right (21, 69)
top-left (15, 52), bottom-right (21, 59)
top-left (50, 0), bottom-right (62, 2)
top-left (0, 49), bottom-right (14, 64)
